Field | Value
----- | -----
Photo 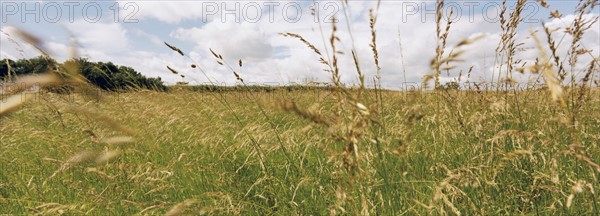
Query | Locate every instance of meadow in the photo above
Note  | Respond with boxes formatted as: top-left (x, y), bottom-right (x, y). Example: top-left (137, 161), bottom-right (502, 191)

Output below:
top-left (1, 0), bottom-right (600, 215)
top-left (1, 87), bottom-right (599, 215)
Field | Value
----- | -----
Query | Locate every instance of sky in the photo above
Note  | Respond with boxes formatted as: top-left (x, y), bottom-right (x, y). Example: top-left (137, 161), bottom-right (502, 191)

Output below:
top-left (1, 0), bottom-right (599, 89)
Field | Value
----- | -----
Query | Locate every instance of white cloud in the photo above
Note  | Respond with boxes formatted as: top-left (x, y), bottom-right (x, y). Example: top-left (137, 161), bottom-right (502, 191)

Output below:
top-left (132, 28), bottom-right (163, 47)
top-left (154, 1), bottom-right (599, 88)
top-left (2, 1), bottom-right (598, 89)
top-left (45, 41), bottom-right (71, 61)
top-left (120, 1), bottom-right (207, 24)
top-left (171, 22), bottom-right (273, 61)
top-left (65, 18), bottom-right (130, 54)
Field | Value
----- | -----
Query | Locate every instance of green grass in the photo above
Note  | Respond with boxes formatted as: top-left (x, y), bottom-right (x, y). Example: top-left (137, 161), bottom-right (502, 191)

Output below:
top-left (1, 88), bottom-right (599, 215)
top-left (1, 0), bottom-right (598, 214)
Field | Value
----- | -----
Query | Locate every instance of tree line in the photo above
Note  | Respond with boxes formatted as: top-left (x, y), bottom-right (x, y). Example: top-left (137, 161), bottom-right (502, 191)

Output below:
top-left (0, 56), bottom-right (167, 91)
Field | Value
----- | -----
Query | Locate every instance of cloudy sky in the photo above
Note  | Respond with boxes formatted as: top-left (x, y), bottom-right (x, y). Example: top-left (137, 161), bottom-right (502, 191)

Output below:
top-left (1, 0), bottom-right (599, 89)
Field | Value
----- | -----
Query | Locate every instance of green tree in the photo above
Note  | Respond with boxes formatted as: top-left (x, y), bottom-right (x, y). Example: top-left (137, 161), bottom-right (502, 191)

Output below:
top-left (2, 56), bottom-right (167, 91)
top-left (439, 81), bottom-right (460, 90)
top-left (0, 56), bottom-right (57, 80)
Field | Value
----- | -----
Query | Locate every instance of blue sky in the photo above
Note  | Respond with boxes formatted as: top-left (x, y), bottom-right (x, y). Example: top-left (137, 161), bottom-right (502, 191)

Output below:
top-left (1, 1), bottom-right (598, 88)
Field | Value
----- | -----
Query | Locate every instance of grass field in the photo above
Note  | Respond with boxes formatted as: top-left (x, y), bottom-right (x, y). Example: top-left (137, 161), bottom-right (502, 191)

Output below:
top-left (1, 87), bottom-right (599, 215)
top-left (1, 0), bottom-right (599, 215)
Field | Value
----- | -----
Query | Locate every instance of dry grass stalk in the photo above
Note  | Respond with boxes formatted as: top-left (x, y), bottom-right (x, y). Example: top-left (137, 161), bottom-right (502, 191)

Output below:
top-left (487, 129), bottom-right (535, 143)
top-left (577, 59), bottom-right (598, 101)
top-left (433, 0), bottom-right (453, 89)
top-left (329, 17), bottom-right (342, 86)
top-left (281, 101), bottom-right (332, 126)
top-left (566, 180), bottom-right (594, 209)
top-left (64, 106), bottom-right (137, 135)
top-left (95, 150), bottom-right (121, 163)
top-left (164, 199), bottom-right (196, 216)
top-left (164, 42), bottom-right (184, 56)
top-left (46, 150), bottom-right (99, 181)
top-left (166, 66), bottom-right (179, 75)
top-left (426, 35), bottom-right (484, 90)
top-left (281, 3), bottom-right (388, 214)
top-left (567, 0), bottom-right (599, 79)
top-left (564, 145), bottom-right (600, 173)
top-left (7, 27), bottom-right (50, 57)
top-left (100, 136), bottom-right (135, 145)
top-left (4, 58), bottom-right (13, 82)
top-left (35, 202), bottom-right (82, 215)
top-left (0, 73), bottom-right (61, 116)
top-left (497, 0), bottom-right (527, 81)
top-left (1, 29), bottom-right (26, 58)
top-left (0, 93), bottom-right (36, 117)
top-left (369, 8), bottom-right (380, 73)
top-left (535, 0), bottom-right (550, 8)
top-left (531, 31), bottom-right (566, 107)
top-left (543, 24), bottom-right (567, 80)
top-left (428, 165), bottom-right (483, 215)
top-left (279, 33), bottom-right (327, 66)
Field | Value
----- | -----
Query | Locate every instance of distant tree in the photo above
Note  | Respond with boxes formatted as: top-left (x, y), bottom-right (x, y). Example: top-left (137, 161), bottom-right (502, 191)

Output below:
top-left (76, 59), bottom-right (168, 91)
top-left (0, 56), bottom-right (57, 81)
top-left (17, 56), bottom-right (58, 75)
top-left (0, 59), bottom-right (16, 81)
top-left (3, 56), bottom-right (168, 91)
top-left (439, 81), bottom-right (460, 90)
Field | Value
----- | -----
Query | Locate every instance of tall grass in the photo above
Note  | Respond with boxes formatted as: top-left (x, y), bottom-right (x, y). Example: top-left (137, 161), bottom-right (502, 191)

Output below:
top-left (1, 0), bottom-right (599, 215)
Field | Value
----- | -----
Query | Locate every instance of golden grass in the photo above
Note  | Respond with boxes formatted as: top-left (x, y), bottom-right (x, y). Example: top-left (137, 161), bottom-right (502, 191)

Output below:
top-left (1, 0), bottom-right (599, 215)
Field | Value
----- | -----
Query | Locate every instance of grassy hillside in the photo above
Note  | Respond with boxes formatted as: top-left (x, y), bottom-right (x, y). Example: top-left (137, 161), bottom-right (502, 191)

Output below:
top-left (1, 88), bottom-right (599, 215)
top-left (1, 0), bottom-right (599, 214)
